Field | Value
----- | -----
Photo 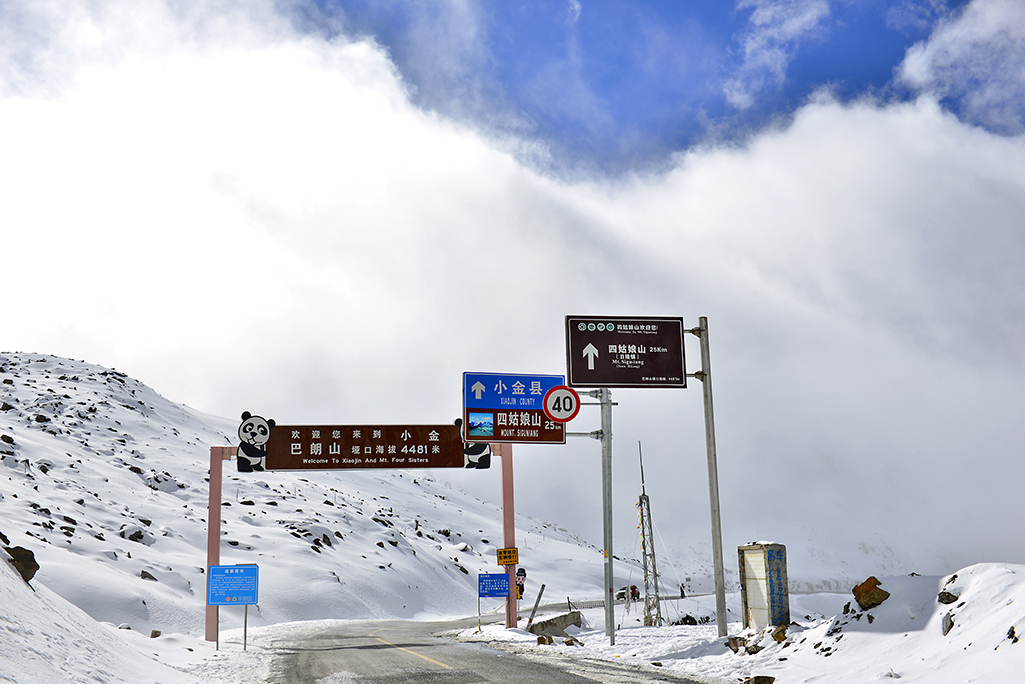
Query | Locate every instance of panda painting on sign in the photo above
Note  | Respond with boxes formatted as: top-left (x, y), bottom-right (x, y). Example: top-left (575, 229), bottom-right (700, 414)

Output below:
top-left (237, 411), bottom-right (275, 472)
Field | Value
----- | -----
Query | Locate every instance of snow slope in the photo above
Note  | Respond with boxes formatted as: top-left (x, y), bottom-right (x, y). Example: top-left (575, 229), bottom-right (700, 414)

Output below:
top-left (0, 352), bottom-right (607, 638)
top-left (0, 550), bottom-right (199, 684)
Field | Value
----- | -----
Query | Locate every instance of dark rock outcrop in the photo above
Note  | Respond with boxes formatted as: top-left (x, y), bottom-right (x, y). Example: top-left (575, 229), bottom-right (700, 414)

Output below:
top-left (4, 546), bottom-right (39, 583)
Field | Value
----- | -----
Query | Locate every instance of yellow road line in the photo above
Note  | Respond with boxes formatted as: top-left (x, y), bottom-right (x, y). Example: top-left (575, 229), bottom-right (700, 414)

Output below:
top-left (371, 635), bottom-right (452, 670)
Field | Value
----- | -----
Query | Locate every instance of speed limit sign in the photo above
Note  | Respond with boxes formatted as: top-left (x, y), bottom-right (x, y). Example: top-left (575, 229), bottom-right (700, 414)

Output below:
top-left (543, 385), bottom-right (581, 423)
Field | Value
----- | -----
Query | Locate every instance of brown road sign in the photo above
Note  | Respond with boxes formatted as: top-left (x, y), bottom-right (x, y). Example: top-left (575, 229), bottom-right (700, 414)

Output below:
top-left (265, 424), bottom-right (464, 471)
top-left (566, 316), bottom-right (687, 388)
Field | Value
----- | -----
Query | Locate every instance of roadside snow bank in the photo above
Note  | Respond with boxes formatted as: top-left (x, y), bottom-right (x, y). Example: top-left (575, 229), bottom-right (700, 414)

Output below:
top-left (456, 565), bottom-right (1025, 683)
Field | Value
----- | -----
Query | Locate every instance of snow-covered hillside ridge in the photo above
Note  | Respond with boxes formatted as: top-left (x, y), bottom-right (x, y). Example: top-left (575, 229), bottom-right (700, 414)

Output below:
top-left (0, 352), bottom-right (607, 637)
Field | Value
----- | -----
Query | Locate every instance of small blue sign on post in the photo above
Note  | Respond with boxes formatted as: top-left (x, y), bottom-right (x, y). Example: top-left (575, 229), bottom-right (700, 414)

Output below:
top-left (478, 572), bottom-right (511, 598)
top-left (208, 564), bottom-right (259, 606)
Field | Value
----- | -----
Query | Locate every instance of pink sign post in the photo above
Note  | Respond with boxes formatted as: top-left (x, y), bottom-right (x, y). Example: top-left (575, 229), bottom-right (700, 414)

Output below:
top-left (493, 442), bottom-right (518, 628)
top-left (205, 446), bottom-right (236, 642)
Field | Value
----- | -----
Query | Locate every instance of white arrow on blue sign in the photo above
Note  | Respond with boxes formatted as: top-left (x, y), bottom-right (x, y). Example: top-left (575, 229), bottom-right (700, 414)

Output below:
top-left (463, 372), bottom-right (565, 411)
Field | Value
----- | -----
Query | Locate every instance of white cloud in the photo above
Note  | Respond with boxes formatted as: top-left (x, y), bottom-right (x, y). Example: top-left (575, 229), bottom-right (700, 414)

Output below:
top-left (568, 0), bottom-right (583, 25)
top-left (725, 0), bottom-right (830, 108)
top-left (886, 0), bottom-right (949, 33)
top-left (1, 0), bottom-right (1024, 574)
top-left (899, 0), bottom-right (1025, 133)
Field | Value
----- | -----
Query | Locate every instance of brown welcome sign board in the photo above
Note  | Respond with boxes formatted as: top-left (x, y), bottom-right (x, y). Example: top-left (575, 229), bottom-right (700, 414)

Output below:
top-left (265, 424), bottom-right (464, 471)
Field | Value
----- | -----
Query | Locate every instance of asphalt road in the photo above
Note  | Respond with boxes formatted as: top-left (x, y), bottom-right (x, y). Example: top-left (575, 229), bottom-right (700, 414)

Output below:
top-left (264, 617), bottom-right (718, 684)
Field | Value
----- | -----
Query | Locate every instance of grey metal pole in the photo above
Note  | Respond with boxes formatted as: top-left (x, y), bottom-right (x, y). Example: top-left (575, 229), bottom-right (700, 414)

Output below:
top-left (526, 583), bottom-right (546, 631)
top-left (600, 387), bottom-right (615, 645)
top-left (695, 317), bottom-right (728, 637)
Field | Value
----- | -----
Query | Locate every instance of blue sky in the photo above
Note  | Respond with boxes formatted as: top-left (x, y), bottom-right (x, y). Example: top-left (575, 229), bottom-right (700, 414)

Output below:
top-left (294, 0), bottom-right (977, 174)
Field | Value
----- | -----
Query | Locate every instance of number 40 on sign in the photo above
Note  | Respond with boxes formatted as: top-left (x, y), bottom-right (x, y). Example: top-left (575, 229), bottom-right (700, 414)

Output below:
top-left (543, 386), bottom-right (581, 424)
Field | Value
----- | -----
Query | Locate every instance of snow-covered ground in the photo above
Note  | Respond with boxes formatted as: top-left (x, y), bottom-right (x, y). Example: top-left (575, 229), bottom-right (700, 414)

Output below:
top-left (3, 351), bottom-right (1024, 683)
top-left (459, 564), bottom-right (1025, 683)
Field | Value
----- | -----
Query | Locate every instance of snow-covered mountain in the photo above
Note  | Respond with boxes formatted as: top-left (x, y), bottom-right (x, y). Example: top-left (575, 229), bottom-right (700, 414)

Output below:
top-left (0, 351), bottom-right (608, 637)
top-left (4, 351), bottom-right (1025, 684)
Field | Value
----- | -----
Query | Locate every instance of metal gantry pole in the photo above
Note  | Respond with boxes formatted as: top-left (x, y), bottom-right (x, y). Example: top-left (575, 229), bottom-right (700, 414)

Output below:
top-left (568, 388), bottom-right (616, 644)
top-left (691, 316), bottom-right (728, 638)
top-left (599, 387), bottom-right (616, 644)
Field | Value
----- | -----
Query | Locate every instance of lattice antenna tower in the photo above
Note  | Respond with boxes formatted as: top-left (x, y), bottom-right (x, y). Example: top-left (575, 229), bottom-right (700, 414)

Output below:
top-left (638, 442), bottom-right (663, 626)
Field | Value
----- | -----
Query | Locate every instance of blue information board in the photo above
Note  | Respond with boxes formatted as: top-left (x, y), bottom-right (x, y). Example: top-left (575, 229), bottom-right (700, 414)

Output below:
top-left (208, 565), bottom-right (259, 606)
top-left (462, 372), bottom-right (566, 444)
top-left (478, 573), bottom-right (510, 598)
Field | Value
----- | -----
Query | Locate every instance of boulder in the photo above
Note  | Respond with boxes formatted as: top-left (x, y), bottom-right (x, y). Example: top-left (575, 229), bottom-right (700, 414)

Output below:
top-left (937, 591), bottom-right (959, 605)
top-left (527, 611), bottom-right (582, 637)
top-left (853, 576), bottom-right (890, 611)
top-left (4, 546), bottom-right (39, 583)
top-left (942, 612), bottom-right (955, 636)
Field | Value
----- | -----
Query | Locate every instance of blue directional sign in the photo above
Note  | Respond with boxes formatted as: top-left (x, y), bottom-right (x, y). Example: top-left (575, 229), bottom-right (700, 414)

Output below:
top-left (479, 572), bottom-right (511, 598)
top-left (462, 372), bottom-right (566, 444)
top-left (208, 565), bottom-right (259, 606)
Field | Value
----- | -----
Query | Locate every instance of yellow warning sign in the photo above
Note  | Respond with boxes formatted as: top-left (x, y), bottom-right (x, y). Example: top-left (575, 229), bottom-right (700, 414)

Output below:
top-left (497, 547), bottom-right (518, 566)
